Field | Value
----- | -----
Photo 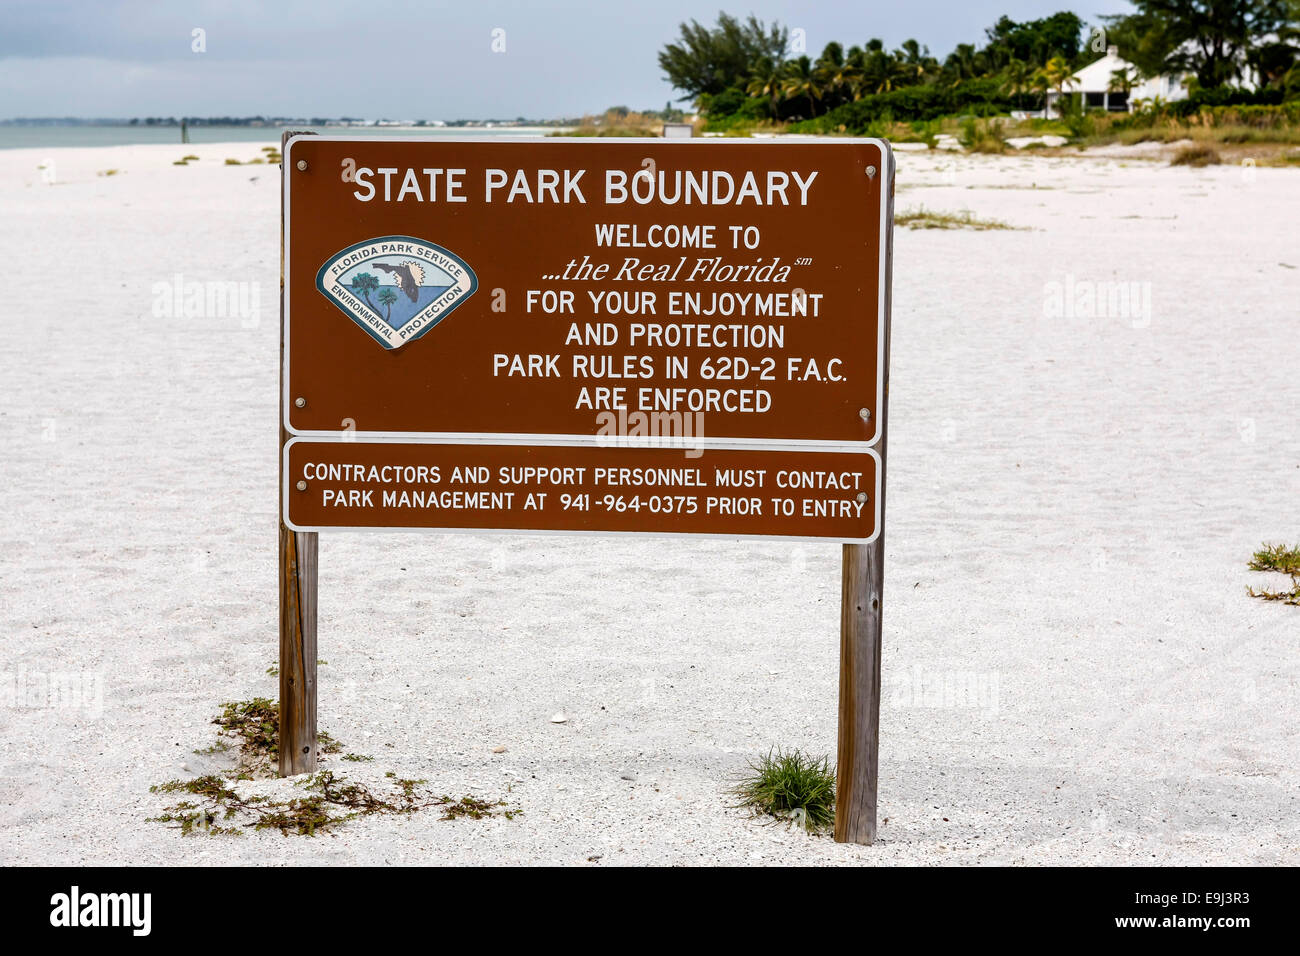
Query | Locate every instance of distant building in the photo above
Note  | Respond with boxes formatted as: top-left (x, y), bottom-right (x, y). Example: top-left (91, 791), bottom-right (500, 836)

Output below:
top-left (1045, 46), bottom-right (1260, 115)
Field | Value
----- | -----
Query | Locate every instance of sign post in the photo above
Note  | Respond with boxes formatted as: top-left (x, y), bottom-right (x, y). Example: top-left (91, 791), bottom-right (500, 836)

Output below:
top-left (279, 130), bottom-right (318, 776)
top-left (278, 134), bottom-right (893, 842)
top-left (835, 150), bottom-right (893, 845)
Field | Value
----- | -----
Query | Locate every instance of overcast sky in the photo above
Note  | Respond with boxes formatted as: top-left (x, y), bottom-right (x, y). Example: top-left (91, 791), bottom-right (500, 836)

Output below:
top-left (0, 0), bottom-right (1133, 119)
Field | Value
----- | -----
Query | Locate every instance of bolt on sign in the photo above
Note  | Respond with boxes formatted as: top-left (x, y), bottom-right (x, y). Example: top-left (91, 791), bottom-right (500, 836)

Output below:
top-left (280, 134), bottom-right (896, 843)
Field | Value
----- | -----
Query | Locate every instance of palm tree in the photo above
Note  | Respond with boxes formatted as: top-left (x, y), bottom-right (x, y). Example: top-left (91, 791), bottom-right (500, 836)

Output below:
top-left (943, 43), bottom-right (986, 86)
top-left (1039, 55), bottom-right (1079, 116)
top-left (814, 43), bottom-right (860, 107)
top-left (1001, 57), bottom-right (1035, 110)
top-left (1106, 67), bottom-right (1138, 112)
top-left (781, 56), bottom-right (823, 118)
top-left (746, 56), bottom-right (786, 115)
top-left (1029, 68), bottom-right (1052, 118)
top-left (377, 286), bottom-right (398, 322)
top-left (893, 40), bottom-right (933, 87)
top-left (858, 45), bottom-right (908, 94)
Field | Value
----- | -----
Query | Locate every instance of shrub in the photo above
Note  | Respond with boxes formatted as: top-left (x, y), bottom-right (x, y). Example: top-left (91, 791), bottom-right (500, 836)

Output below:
top-left (960, 116), bottom-right (1008, 153)
top-left (702, 86), bottom-right (750, 118)
top-left (731, 748), bottom-right (836, 832)
top-left (1170, 144), bottom-right (1222, 166)
top-left (792, 77), bottom-right (1020, 133)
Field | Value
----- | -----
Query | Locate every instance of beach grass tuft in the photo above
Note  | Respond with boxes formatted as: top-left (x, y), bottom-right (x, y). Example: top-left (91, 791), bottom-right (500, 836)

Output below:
top-left (1246, 543), bottom-right (1300, 606)
top-left (731, 748), bottom-right (836, 832)
top-left (1249, 543), bottom-right (1300, 575)
top-left (897, 206), bottom-right (1015, 230)
top-left (960, 116), bottom-right (1007, 154)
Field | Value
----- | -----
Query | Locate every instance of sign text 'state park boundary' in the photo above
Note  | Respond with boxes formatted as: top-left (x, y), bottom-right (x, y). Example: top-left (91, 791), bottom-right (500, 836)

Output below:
top-left (278, 133), bottom-right (895, 844)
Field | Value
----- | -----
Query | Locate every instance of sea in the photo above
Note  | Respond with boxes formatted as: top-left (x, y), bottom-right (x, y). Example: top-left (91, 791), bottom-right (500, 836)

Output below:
top-left (0, 125), bottom-right (565, 150)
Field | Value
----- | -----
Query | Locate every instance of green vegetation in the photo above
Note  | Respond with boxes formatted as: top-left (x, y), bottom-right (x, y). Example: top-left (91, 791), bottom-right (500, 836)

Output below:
top-left (960, 116), bottom-right (1008, 152)
top-left (1102, 1), bottom-right (1293, 90)
top-left (149, 770), bottom-right (519, 836)
top-left (1247, 543), bottom-right (1300, 606)
top-left (148, 699), bottom-right (521, 836)
top-left (656, 5), bottom-right (1300, 146)
top-left (897, 207), bottom-right (1016, 230)
top-left (659, 11), bottom-right (1099, 131)
top-left (1069, 101), bottom-right (1300, 164)
top-left (731, 748), bottom-right (837, 832)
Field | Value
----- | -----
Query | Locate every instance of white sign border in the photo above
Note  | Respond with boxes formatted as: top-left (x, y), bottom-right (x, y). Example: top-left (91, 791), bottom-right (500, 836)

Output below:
top-left (282, 435), bottom-right (882, 545)
top-left (282, 135), bottom-right (891, 450)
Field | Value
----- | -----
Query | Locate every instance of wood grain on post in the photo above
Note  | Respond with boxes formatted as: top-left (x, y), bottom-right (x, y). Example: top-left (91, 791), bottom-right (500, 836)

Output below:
top-left (279, 130), bottom-right (319, 777)
top-left (278, 525), bottom-right (317, 775)
top-left (835, 147), bottom-right (894, 845)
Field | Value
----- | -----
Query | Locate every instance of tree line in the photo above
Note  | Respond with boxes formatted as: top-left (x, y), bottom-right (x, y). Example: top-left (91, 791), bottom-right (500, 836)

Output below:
top-left (658, 2), bottom-right (1300, 123)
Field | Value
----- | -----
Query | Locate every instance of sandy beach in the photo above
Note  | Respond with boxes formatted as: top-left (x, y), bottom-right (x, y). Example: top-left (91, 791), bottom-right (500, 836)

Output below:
top-left (1, 140), bottom-right (1297, 866)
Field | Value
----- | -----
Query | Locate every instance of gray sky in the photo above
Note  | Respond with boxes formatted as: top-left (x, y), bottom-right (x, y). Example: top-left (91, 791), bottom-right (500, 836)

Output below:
top-left (0, 0), bottom-right (1133, 119)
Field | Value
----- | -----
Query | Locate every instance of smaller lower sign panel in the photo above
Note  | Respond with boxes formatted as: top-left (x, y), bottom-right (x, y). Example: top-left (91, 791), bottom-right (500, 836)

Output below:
top-left (285, 440), bottom-right (879, 542)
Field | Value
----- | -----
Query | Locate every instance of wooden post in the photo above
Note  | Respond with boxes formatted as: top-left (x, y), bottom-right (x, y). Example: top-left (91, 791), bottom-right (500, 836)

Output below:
top-left (279, 130), bottom-right (318, 776)
top-left (278, 526), bottom-right (317, 775)
top-left (835, 147), bottom-right (894, 845)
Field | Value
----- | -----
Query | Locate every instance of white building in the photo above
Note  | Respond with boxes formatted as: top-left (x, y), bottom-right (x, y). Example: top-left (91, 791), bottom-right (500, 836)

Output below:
top-left (1044, 46), bottom-right (1260, 115)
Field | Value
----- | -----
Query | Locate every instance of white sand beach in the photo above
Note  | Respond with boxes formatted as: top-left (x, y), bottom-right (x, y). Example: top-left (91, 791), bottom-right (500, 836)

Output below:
top-left (1, 141), bottom-right (1297, 866)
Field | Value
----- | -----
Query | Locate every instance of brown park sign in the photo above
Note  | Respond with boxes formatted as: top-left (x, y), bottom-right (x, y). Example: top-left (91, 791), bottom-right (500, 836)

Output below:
top-left (285, 439), bottom-right (879, 541)
top-left (277, 133), bottom-right (896, 843)
top-left (283, 136), bottom-right (889, 447)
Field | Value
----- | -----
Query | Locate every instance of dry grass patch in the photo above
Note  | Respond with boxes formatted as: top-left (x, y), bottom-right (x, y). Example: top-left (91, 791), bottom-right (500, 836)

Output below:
top-left (148, 699), bottom-right (521, 836)
top-left (897, 207), bottom-right (1015, 230)
top-left (1171, 144), bottom-right (1222, 167)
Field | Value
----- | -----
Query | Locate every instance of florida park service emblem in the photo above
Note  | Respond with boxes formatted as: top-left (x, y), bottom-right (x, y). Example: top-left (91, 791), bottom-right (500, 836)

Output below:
top-left (316, 236), bottom-right (478, 349)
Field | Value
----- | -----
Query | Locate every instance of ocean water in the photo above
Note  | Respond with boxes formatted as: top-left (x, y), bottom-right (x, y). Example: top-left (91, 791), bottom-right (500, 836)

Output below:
top-left (0, 125), bottom-right (563, 150)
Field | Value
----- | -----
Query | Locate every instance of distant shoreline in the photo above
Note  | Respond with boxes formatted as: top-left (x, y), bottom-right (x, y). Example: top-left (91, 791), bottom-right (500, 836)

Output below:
top-left (0, 124), bottom-right (572, 150)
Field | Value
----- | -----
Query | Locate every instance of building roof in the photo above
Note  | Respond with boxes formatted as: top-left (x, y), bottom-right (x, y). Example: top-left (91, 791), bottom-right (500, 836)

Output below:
top-left (1070, 49), bottom-right (1135, 93)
